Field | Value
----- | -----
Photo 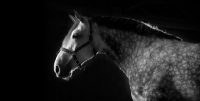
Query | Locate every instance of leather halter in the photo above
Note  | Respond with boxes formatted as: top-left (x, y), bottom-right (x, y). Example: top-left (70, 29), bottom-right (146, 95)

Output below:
top-left (59, 19), bottom-right (96, 68)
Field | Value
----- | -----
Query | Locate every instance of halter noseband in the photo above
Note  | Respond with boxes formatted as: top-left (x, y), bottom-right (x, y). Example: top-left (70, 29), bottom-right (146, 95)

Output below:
top-left (59, 19), bottom-right (96, 68)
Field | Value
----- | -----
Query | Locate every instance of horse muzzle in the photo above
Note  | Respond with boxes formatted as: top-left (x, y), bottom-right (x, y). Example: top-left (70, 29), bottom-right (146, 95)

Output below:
top-left (54, 52), bottom-right (77, 79)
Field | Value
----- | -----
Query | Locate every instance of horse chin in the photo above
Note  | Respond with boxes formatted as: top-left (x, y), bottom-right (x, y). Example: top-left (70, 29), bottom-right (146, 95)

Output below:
top-left (62, 76), bottom-right (71, 81)
top-left (62, 66), bottom-right (79, 81)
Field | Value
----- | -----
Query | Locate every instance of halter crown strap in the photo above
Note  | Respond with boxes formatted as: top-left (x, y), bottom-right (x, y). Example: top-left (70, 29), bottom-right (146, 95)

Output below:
top-left (88, 18), bottom-right (97, 56)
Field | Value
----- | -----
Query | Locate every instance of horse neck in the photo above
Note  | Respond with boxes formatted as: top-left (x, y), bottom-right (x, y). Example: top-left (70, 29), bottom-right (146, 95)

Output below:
top-left (93, 25), bottom-right (154, 73)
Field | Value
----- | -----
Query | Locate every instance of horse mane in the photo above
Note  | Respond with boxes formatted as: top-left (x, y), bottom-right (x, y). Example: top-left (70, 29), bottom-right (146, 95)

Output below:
top-left (90, 15), bottom-right (181, 41)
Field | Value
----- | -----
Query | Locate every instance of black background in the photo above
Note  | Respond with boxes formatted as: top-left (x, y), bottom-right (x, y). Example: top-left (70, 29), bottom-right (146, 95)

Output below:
top-left (44, 0), bottom-right (200, 101)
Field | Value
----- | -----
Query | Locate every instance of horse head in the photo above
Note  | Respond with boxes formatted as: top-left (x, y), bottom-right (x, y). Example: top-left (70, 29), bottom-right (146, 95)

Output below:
top-left (54, 11), bottom-right (97, 80)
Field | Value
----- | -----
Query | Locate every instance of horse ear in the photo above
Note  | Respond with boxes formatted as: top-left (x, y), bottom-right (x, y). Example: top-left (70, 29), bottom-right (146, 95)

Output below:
top-left (74, 10), bottom-right (83, 21)
top-left (69, 15), bottom-right (77, 23)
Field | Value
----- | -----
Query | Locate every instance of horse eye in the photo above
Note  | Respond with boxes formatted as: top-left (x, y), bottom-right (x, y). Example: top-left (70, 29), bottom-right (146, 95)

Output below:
top-left (72, 34), bottom-right (81, 39)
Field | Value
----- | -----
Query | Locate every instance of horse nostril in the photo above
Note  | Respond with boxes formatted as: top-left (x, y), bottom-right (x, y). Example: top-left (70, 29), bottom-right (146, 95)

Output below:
top-left (55, 66), bottom-right (60, 74)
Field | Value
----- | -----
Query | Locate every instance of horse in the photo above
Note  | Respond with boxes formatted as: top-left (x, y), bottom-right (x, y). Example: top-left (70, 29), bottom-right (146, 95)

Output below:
top-left (54, 11), bottom-right (200, 101)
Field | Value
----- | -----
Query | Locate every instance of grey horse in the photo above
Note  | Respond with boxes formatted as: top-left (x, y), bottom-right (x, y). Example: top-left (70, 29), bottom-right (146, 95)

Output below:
top-left (54, 12), bottom-right (200, 101)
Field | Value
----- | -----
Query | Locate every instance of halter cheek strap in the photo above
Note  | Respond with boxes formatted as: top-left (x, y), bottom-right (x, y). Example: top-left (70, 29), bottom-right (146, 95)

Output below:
top-left (59, 19), bottom-right (97, 69)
